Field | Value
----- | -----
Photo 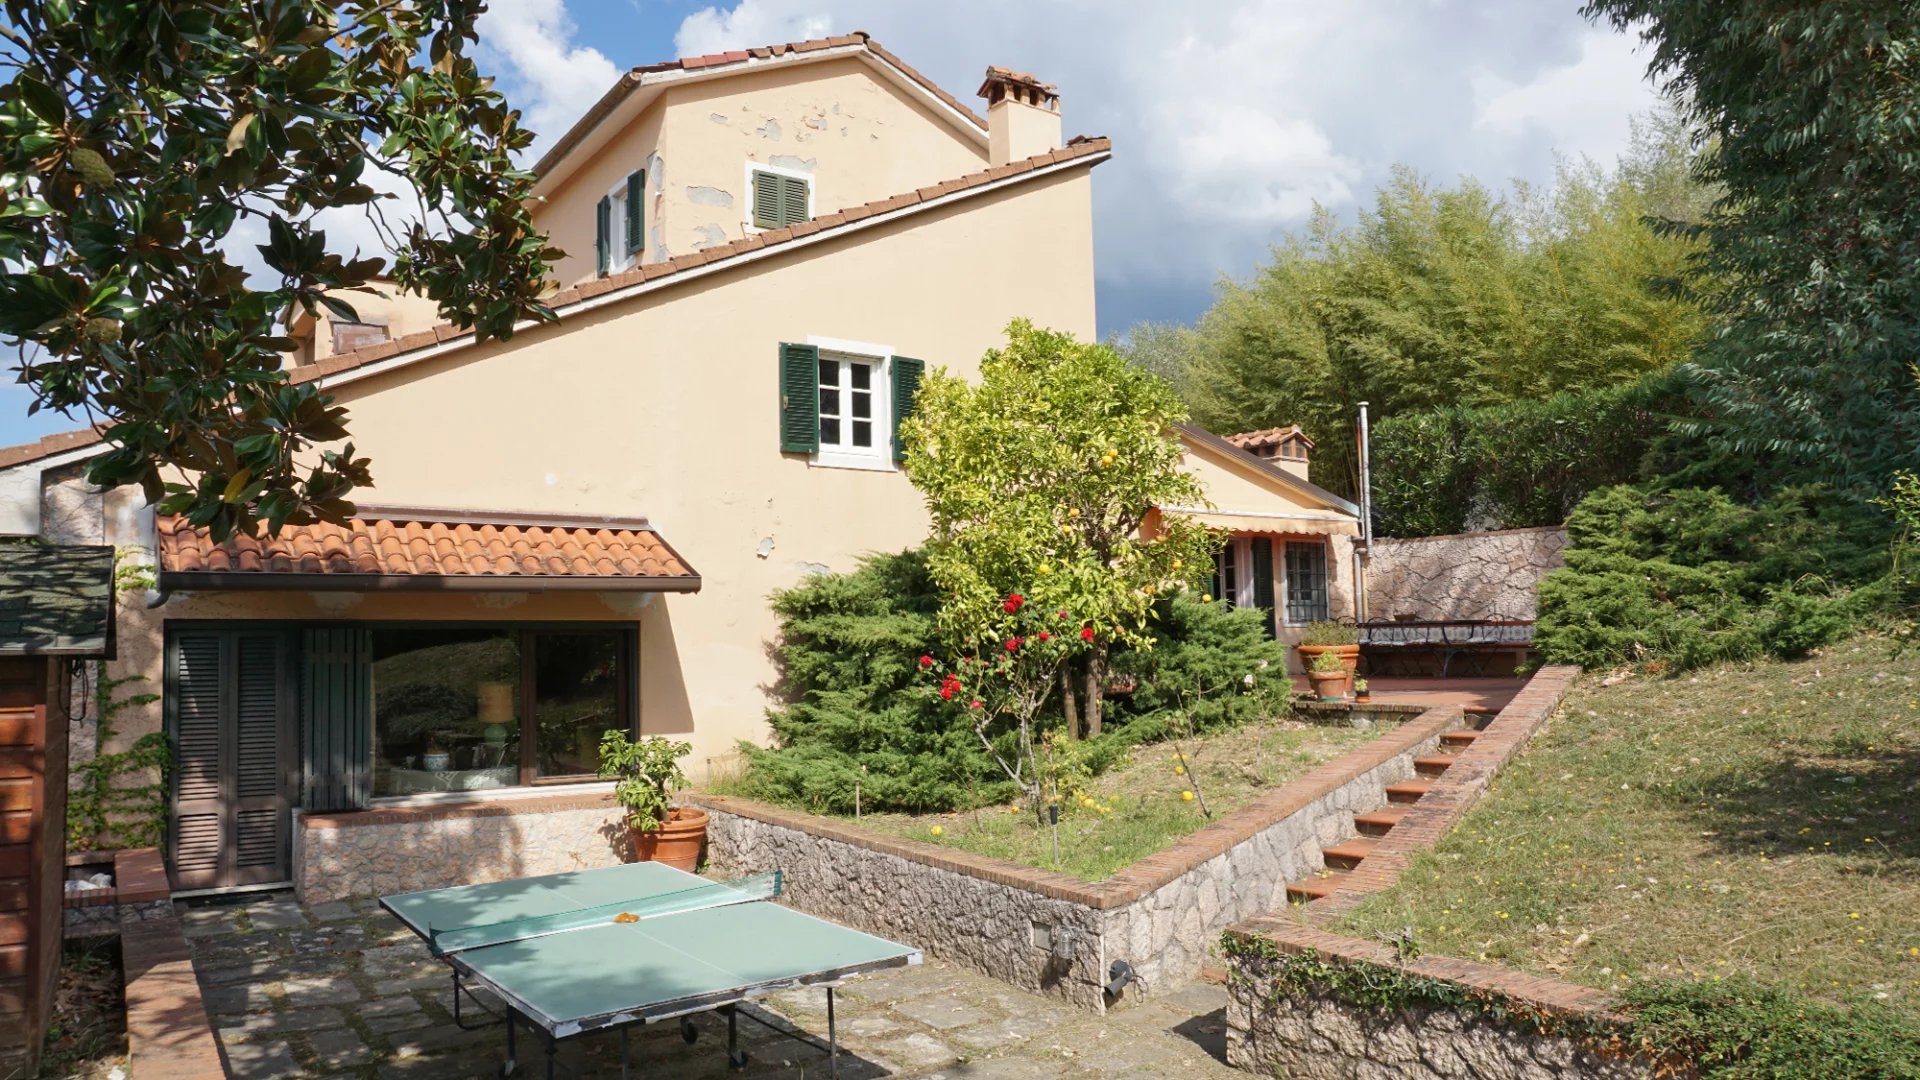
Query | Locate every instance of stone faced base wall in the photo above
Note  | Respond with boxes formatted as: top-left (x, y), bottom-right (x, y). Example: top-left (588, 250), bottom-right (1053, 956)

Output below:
top-left (1224, 920), bottom-right (1654, 1080)
top-left (295, 791), bottom-right (628, 904)
top-left (694, 703), bottom-right (1462, 1013)
top-left (1366, 525), bottom-right (1566, 622)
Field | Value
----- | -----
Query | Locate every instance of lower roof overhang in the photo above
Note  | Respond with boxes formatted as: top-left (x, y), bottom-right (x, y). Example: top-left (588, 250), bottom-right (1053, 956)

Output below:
top-left (155, 506), bottom-right (702, 595)
top-left (1158, 506), bottom-right (1360, 538)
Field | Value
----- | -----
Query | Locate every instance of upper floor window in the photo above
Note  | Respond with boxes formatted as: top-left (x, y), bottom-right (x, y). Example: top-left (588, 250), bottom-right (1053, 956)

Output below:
top-left (331, 319), bottom-right (389, 354)
top-left (595, 170), bottom-right (644, 276)
top-left (750, 166), bottom-right (811, 229)
top-left (777, 339), bottom-right (924, 471)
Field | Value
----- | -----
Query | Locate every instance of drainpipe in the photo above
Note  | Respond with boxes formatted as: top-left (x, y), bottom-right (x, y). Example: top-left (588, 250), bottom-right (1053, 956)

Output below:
top-left (1354, 402), bottom-right (1374, 622)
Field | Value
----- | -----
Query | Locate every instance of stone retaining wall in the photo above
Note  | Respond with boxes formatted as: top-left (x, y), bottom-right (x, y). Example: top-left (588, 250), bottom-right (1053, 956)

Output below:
top-left (295, 792), bottom-right (628, 904)
top-left (1223, 919), bottom-right (1655, 1080)
top-left (1366, 525), bottom-right (1566, 622)
top-left (692, 702), bottom-right (1463, 1012)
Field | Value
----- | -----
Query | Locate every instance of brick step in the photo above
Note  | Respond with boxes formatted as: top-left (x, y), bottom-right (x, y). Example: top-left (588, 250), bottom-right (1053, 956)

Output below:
top-left (1353, 805), bottom-right (1409, 836)
top-left (1386, 779), bottom-right (1433, 804)
top-left (1285, 869), bottom-right (1349, 903)
top-left (1440, 729), bottom-right (1480, 749)
top-left (1413, 755), bottom-right (1457, 777)
top-left (1321, 836), bottom-right (1379, 870)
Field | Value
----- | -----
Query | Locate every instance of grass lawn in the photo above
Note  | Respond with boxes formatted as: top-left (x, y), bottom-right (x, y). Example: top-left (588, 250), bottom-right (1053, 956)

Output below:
top-left (1338, 635), bottom-right (1920, 1021)
top-left (852, 718), bottom-right (1379, 881)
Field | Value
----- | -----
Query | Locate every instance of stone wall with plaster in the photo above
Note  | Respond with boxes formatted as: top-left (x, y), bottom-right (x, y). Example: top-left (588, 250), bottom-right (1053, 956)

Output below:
top-left (294, 794), bottom-right (629, 904)
top-left (1365, 526), bottom-right (1566, 622)
top-left (693, 704), bottom-right (1461, 1013)
top-left (1224, 920), bottom-right (1654, 1080)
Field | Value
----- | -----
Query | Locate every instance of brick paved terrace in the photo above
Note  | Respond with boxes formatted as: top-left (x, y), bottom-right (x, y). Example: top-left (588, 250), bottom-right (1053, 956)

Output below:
top-left (174, 893), bottom-right (1242, 1078)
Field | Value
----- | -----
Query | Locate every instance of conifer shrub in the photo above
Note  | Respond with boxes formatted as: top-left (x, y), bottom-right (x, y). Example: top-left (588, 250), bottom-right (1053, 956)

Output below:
top-left (1535, 484), bottom-right (1895, 671)
top-left (735, 553), bottom-right (1294, 814)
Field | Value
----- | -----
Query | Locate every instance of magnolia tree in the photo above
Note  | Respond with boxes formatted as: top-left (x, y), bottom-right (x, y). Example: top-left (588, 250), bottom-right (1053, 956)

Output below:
top-left (901, 319), bottom-right (1221, 738)
top-left (0, 0), bottom-right (558, 538)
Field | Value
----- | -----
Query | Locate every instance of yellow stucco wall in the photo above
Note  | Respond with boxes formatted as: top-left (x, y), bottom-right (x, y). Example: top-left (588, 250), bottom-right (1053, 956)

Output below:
top-left (88, 166), bottom-right (1096, 777)
top-left (539, 56), bottom-right (990, 288)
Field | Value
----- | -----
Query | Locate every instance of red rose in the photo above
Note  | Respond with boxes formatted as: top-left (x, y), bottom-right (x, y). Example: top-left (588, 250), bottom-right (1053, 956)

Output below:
top-left (919, 655), bottom-right (934, 669)
top-left (1037, 631), bottom-right (1051, 642)
top-left (1058, 610), bottom-right (1068, 619)
top-left (1005, 637), bottom-right (1022, 652)
top-left (1004, 594), bottom-right (1025, 613)
top-left (969, 699), bottom-right (983, 710)
top-left (1080, 627), bottom-right (1095, 642)
top-left (939, 674), bottom-right (962, 700)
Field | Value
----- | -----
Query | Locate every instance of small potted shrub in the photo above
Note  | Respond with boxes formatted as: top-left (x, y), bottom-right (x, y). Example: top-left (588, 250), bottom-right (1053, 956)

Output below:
top-left (1296, 621), bottom-right (1360, 675)
top-left (1306, 649), bottom-right (1350, 702)
top-left (598, 731), bottom-right (705, 871)
top-left (1352, 677), bottom-right (1371, 703)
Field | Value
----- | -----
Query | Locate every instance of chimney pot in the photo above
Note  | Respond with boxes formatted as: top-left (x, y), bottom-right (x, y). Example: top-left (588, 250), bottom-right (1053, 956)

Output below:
top-left (978, 66), bottom-right (1061, 166)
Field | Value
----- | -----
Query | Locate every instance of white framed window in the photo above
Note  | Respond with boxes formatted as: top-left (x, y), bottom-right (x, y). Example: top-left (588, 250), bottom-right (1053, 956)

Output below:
top-left (808, 336), bottom-right (892, 471)
top-left (746, 160), bottom-right (814, 231)
top-left (1212, 537), bottom-right (1254, 607)
top-left (1282, 540), bottom-right (1331, 625)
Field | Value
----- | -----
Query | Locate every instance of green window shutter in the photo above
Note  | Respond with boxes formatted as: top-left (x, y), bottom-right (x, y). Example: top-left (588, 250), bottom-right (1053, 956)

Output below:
top-left (890, 356), bottom-right (925, 464)
top-left (595, 196), bottom-right (611, 275)
top-left (779, 342), bottom-right (821, 453)
top-left (780, 174), bottom-right (809, 225)
top-left (625, 171), bottom-right (644, 255)
top-left (301, 627), bottom-right (372, 812)
top-left (753, 171), bottom-right (781, 229)
top-left (1250, 538), bottom-right (1277, 639)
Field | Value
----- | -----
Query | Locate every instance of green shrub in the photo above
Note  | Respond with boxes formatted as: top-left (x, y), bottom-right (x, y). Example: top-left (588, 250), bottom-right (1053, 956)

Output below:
top-left (1535, 484), bottom-right (1896, 671)
top-left (1622, 976), bottom-right (1920, 1079)
top-left (1106, 594), bottom-right (1292, 738)
top-left (1296, 620), bottom-right (1359, 646)
top-left (737, 557), bottom-right (1290, 814)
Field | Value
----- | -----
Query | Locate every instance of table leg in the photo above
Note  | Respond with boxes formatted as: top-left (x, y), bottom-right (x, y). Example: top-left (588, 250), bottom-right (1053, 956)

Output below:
top-left (505, 1012), bottom-right (517, 1076)
top-left (828, 987), bottom-right (838, 1079)
top-left (621, 1027), bottom-right (630, 1080)
top-left (544, 1034), bottom-right (556, 1080)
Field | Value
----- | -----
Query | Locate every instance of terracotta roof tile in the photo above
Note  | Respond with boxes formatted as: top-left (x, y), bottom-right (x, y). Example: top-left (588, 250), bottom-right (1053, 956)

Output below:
top-left (0, 138), bottom-right (1114, 472)
top-left (1224, 425), bottom-right (1315, 451)
top-left (156, 508), bottom-right (699, 590)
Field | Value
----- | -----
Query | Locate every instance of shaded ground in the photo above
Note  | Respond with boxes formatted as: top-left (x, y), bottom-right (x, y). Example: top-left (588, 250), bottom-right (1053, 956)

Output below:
top-left (181, 893), bottom-right (1240, 1078)
top-left (853, 719), bottom-right (1377, 880)
top-left (1338, 635), bottom-right (1920, 1021)
top-left (40, 937), bottom-right (129, 1079)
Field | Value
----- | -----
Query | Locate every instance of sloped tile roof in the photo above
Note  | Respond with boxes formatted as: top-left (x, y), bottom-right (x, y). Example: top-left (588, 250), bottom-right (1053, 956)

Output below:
top-left (0, 543), bottom-right (115, 656)
top-left (156, 508), bottom-right (700, 591)
top-left (1224, 425), bottom-right (1314, 452)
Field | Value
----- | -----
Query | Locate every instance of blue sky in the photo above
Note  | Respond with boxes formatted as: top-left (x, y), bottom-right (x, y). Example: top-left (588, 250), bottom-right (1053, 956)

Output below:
top-left (0, 1), bottom-right (1662, 447)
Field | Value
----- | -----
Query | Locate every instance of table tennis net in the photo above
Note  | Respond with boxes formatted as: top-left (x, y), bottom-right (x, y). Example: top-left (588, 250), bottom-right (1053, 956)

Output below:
top-left (427, 869), bottom-right (783, 956)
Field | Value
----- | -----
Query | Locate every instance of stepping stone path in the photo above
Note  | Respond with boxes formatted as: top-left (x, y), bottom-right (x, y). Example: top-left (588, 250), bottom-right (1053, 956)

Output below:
top-left (182, 893), bottom-right (1244, 1077)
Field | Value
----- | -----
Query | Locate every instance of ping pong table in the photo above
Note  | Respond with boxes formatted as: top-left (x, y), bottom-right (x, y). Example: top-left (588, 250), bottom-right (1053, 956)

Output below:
top-left (381, 862), bottom-right (921, 1078)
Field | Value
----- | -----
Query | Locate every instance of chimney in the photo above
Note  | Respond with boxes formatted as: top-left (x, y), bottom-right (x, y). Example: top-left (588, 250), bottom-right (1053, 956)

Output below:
top-left (978, 66), bottom-right (1060, 166)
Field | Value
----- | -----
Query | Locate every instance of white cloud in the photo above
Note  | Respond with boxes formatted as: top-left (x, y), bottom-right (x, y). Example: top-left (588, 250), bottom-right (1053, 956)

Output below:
top-left (675, 1), bottom-right (831, 58)
top-left (1473, 25), bottom-right (1656, 166)
top-left (477, 0), bottom-right (622, 154)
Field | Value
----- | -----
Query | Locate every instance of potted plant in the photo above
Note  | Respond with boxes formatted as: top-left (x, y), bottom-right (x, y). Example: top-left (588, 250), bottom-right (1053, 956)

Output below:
top-left (1296, 621), bottom-right (1360, 676)
top-left (598, 731), bottom-right (705, 871)
top-left (1352, 677), bottom-right (1371, 703)
top-left (1306, 650), bottom-right (1350, 702)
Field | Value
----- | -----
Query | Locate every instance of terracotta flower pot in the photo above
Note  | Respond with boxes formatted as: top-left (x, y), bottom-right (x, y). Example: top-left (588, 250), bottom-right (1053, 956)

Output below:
top-left (1297, 643), bottom-right (1361, 675)
top-left (1307, 669), bottom-right (1350, 702)
top-left (629, 806), bottom-right (709, 872)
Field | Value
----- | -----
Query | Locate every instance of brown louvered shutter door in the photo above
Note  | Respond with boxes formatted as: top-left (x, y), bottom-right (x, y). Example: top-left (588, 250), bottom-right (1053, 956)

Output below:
top-left (302, 628), bottom-right (371, 812)
top-left (167, 630), bottom-right (294, 891)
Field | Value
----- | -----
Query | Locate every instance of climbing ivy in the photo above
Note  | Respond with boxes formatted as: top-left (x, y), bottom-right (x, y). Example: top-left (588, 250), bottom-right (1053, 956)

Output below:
top-left (66, 664), bottom-right (168, 852)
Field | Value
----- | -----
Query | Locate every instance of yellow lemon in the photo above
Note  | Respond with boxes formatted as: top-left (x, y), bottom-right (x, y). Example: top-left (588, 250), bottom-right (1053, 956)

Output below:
top-left (1201, 594), bottom-right (1214, 603)
top-left (930, 825), bottom-right (944, 837)
top-left (1171, 559), bottom-right (1183, 571)
top-left (1181, 790), bottom-right (1195, 802)
top-left (1174, 766), bottom-right (1186, 776)
top-left (1038, 564), bottom-right (1052, 575)
top-left (1068, 508), bottom-right (1081, 518)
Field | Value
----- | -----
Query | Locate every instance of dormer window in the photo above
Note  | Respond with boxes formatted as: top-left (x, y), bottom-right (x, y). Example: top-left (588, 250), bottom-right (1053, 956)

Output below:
top-left (750, 165), bottom-right (811, 229)
top-left (595, 170), bottom-right (644, 275)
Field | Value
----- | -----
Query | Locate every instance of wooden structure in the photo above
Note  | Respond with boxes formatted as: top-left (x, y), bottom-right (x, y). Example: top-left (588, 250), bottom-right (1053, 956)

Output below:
top-left (0, 544), bottom-right (115, 1075)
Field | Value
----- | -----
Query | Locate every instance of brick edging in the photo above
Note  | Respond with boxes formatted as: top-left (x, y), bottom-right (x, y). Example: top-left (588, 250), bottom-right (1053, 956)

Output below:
top-left (688, 703), bottom-right (1463, 910)
top-left (120, 904), bottom-right (224, 1079)
top-left (1305, 664), bottom-right (1581, 923)
top-left (1225, 916), bottom-right (1626, 1023)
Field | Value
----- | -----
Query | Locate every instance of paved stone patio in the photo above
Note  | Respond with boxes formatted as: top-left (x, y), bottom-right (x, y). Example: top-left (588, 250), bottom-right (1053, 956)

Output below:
top-left (181, 894), bottom-right (1241, 1079)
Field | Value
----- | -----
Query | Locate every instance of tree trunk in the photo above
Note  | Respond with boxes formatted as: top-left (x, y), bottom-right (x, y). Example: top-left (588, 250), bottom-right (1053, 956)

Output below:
top-left (1061, 667), bottom-right (1082, 740)
top-left (1083, 645), bottom-right (1107, 737)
